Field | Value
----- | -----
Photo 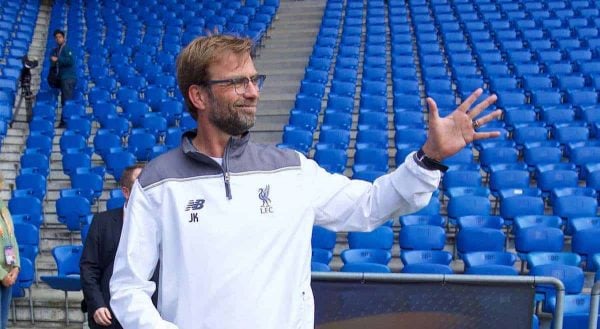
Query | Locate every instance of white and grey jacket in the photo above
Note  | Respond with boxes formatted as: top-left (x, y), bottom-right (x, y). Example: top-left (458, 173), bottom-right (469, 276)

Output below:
top-left (110, 130), bottom-right (441, 329)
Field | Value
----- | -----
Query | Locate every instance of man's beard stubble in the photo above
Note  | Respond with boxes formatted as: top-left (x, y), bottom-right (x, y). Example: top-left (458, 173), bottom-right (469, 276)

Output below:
top-left (207, 91), bottom-right (256, 136)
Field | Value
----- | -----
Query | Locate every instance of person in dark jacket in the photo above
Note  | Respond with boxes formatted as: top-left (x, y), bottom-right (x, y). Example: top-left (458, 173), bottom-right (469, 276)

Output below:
top-left (80, 164), bottom-right (158, 328)
top-left (50, 29), bottom-right (77, 108)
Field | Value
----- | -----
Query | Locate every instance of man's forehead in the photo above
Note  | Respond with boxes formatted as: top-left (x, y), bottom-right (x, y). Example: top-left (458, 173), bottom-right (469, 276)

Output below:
top-left (209, 51), bottom-right (255, 75)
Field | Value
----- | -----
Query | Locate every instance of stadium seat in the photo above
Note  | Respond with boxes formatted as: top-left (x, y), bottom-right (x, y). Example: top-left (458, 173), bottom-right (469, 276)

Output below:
top-left (456, 228), bottom-right (505, 256)
top-left (400, 250), bottom-right (453, 274)
top-left (40, 245), bottom-right (83, 325)
top-left (314, 148), bottom-right (347, 174)
top-left (462, 251), bottom-right (518, 275)
top-left (11, 257), bottom-right (34, 323)
top-left (341, 249), bottom-right (391, 265)
top-left (399, 225), bottom-right (446, 251)
top-left (105, 149), bottom-right (136, 181)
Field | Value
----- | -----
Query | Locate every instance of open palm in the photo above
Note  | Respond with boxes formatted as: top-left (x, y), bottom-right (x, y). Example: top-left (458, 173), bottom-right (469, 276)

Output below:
top-left (421, 89), bottom-right (503, 161)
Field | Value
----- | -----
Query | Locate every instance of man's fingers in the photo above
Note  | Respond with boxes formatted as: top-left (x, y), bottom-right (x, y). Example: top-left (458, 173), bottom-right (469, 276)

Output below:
top-left (100, 309), bottom-right (112, 324)
top-left (473, 109), bottom-right (503, 127)
top-left (426, 97), bottom-right (439, 122)
top-left (472, 131), bottom-right (501, 141)
top-left (95, 308), bottom-right (112, 326)
top-left (468, 94), bottom-right (498, 119)
top-left (457, 88), bottom-right (483, 113)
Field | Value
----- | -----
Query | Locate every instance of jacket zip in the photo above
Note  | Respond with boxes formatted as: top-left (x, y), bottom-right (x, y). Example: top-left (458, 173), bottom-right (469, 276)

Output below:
top-left (223, 139), bottom-right (233, 200)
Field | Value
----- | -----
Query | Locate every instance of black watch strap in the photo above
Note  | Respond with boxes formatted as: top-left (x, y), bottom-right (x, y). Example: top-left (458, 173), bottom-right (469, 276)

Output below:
top-left (413, 148), bottom-right (448, 173)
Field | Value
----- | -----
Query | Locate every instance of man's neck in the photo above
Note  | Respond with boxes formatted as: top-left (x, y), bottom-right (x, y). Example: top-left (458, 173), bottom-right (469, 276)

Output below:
top-left (192, 130), bottom-right (230, 158)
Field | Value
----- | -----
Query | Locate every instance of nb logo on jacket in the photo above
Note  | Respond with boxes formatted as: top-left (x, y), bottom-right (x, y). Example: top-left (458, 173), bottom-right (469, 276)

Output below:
top-left (185, 199), bottom-right (205, 222)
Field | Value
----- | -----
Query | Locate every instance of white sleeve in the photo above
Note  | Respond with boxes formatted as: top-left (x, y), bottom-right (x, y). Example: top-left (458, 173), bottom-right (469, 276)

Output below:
top-left (110, 181), bottom-right (178, 329)
top-left (308, 151), bottom-right (441, 232)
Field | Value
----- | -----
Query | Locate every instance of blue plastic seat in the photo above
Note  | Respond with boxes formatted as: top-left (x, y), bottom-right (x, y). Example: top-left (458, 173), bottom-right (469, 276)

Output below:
top-left (530, 263), bottom-right (584, 311)
top-left (463, 251), bottom-right (517, 269)
top-left (399, 214), bottom-right (445, 227)
top-left (489, 169), bottom-right (530, 196)
top-left (556, 74), bottom-right (587, 91)
top-left (394, 128), bottom-right (426, 146)
top-left (122, 101), bottom-right (151, 127)
top-left (127, 131), bottom-right (157, 161)
top-left (348, 226), bottom-right (394, 250)
top-left (8, 196), bottom-right (43, 227)
top-left (56, 195), bottom-right (91, 232)
top-left (61, 149), bottom-right (91, 177)
top-left (516, 226), bottom-right (564, 269)
top-left (500, 195), bottom-right (546, 224)
top-left (11, 257), bottom-right (35, 322)
top-left (105, 149), bottom-right (136, 181)
top-left (456, 215), bottom-right (504, 230)
top-left (355, 129), bottom-right (388, 150)
top-left (106, 189), bottom-right (126, 210)
top-left (523, 146), bottom-right (562, 170)
top-left (341, 249), bottom-right (391, 265)
top-left (311, 226), bottom-right (336, 252)
top-left (287, 112), bottom-right (318, 132)
top-left (537, 168), bottom-right (579, 196)
top-left (340, 263), bottom-right (391, 273)
top-left (316, 129), bottom-right (350, 150)
top-left (513, 215), bottom-right (563, 235)
top-left (352, 148), bottom-right (389, 173)
top-left (279, 129), bottom-right (313, 155)
top-left (325, 95), bottom-right (353, 114)
top-left (312, 247), bottom-right (332, 265)
top-left (399, 225), bottom-right (446, 250)
top-left (40, 245), bottom-right (83, 325)
top-left (322, 112), bottom-right (351, 131)
top-left (442, 169), bottom-right (482, 190)
top-left (29, 118), bottom-right (54, 138)
top-left (400, 250), bottom-right (453, 274)
top-left (478, 146), bottom-right (519, 172)
top-left (314, 148), bottom-right (347, 174)
top-left (15, 173), bottom-right (46, 202)
top-left (526, 252), bottom-right (582, 268)
top-left (359, 95), bottom-right (387, 113)
top-left (70, 172), bottom-right (104, 204)
top-left (522, 74), bottom-right (553, 91)
top-left (456, 228), bottom-right (506, 256)
top-left (357, 112), bottom-right (387, 130)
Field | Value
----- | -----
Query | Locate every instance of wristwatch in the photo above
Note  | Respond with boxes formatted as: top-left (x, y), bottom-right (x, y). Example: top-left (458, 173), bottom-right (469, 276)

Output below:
top-left (414, 148), bottom-right (449, 172)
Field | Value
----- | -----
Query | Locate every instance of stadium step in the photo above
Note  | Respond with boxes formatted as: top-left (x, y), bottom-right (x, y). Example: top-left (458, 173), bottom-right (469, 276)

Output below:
top-left (253, 0), bottom-right (326, 144)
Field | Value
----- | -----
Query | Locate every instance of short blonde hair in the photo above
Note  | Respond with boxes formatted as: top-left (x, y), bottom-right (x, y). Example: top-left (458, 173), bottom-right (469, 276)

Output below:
top-left (176, 35), bottom-right (254, 120)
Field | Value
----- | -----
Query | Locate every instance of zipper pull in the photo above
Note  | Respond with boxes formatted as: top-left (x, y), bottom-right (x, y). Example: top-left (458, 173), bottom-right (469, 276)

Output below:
top-left (224, 171), bottom-right (232, 200)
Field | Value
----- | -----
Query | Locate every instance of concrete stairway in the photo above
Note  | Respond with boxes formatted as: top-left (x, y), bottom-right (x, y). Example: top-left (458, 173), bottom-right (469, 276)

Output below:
top-left (251, 0), bottom-right (326, 144)
top-left (7, 2), bottom-right (85, 328)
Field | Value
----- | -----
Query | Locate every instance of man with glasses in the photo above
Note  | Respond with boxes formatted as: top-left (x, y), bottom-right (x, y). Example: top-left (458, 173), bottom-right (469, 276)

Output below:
top-left (110, 35), bottom-right (502, 329)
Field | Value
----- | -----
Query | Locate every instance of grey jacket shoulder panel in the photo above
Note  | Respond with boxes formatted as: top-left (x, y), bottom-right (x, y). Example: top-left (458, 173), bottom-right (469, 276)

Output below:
top-left (138, 132), bottom-right (302, 188)
top-left (227, 142), bottom-right (301, 174)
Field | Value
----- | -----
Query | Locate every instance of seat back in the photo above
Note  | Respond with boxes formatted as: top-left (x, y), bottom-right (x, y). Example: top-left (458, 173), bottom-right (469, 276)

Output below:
top-left (52, 245), bottom-right (83, 276)
top-left (399, 225), bottom-right (446, 250)
top-left (347, 226), bottom-right (394, 250)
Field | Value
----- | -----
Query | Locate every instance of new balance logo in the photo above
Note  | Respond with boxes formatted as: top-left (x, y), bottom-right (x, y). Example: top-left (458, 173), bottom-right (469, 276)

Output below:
top-left (185, 199), bottom-right (205, 211)
top-left (185, 199), bottom-right (205, 223)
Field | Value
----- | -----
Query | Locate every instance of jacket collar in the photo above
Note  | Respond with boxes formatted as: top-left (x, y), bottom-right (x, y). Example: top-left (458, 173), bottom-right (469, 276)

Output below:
top-left (180, 129), bottom-right (250, 165)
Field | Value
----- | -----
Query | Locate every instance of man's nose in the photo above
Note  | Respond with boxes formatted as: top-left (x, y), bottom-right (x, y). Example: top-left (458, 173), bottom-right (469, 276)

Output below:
top-left (243, 80), bottom-right (260, 98)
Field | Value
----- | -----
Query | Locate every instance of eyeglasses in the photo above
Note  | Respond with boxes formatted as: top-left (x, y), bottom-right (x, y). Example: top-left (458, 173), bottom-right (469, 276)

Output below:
top-left (203, 74), bottom-right (266, 95)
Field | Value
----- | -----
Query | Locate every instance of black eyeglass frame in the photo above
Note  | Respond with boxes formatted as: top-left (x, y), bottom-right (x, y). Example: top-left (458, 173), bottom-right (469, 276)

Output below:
top-left (201, 74), bottom-right (266, 95)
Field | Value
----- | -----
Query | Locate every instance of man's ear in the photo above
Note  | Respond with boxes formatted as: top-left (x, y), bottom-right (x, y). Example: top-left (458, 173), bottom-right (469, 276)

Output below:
top-left (188, 85), bottom-right (208, 112)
